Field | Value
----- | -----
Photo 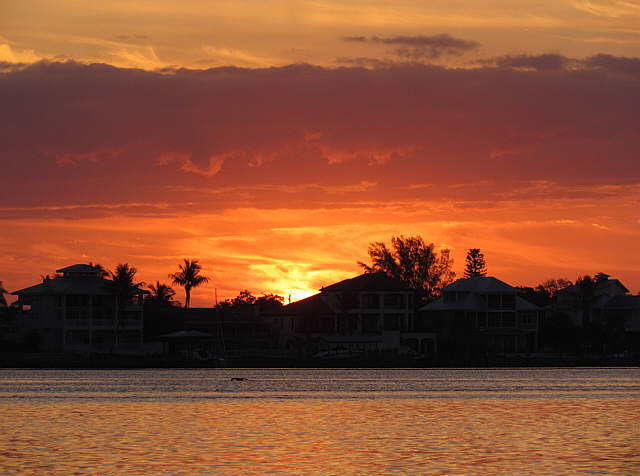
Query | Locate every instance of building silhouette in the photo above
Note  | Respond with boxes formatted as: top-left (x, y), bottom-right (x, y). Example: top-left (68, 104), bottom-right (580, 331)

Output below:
top-left (11, 264), bottom-right (147, 352)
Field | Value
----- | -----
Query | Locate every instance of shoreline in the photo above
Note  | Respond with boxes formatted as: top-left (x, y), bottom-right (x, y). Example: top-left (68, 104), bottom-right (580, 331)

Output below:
top-left (1, 352), bottom-right (638, 369)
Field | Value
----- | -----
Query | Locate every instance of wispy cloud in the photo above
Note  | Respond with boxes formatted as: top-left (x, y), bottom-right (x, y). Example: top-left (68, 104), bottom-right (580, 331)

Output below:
top-left (571, 0), bottom-right (640, 18)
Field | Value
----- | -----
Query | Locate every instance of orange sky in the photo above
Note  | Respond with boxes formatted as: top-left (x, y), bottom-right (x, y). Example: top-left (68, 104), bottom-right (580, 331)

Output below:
top-left (1, 1), bottom-right (639, 305)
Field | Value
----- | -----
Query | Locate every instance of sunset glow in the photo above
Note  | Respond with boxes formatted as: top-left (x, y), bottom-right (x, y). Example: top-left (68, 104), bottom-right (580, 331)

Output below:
top-left (1, 0), bottom-right (639, 305)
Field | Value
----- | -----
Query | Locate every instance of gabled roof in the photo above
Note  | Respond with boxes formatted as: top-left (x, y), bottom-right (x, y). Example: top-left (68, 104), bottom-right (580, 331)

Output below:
top-left (322, 272), bottom-right (413, 293)
top-left (12, 276), bottom-right (149, 296)
top-left (56, 264), bottom-right (105, 274)
top-left (13, 277), bottom-right (111, 296)
top-left (284, 293), bottom-right (336, 315)
top-left (442, 276), bottom-right (516, 293)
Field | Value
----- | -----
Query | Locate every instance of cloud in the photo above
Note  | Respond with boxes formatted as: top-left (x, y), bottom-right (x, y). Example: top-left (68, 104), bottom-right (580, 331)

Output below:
top-left (343, 34), bottom-right (480, 60)
top-left (487, 54), bottom-right (570, 71)
top-left (480, 52), bottom-right (640, 79)
top-left (0, 43), bottom-right (42, 64)
top-left (114, 34), bottom-right (150, 41)
top-left (571, 0), bottom-right (640, 18)
top-left (1, 59), bottom-right (638, 217)
top-left (201, 46), bottom-right (283, 68)
top-left (55, 147), bottom-right (124, 166)
top-left (157, 152), bottom-right (234, 177)
top-left (582, 53), bottom-right (640, 78)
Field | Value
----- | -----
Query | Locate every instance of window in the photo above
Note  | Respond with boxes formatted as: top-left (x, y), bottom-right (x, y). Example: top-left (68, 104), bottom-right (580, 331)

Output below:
top-left (488, 294), bottom-right (500, 308)
top-left (362, 314), bottom-right (379, 333)
top-left (502, 312), bottom-right (516, 328)
top-left (520, 312), bottom-right (535, 326)
top-left (384, 314), bottom-right (401, 331)
top-left (363, 294), bottom-right (380, 309)
top-left (384, 294), bottom-right (404, 308)
top-left (477, 312), bottom-right (487, 328)
top-left (488, 312), bottom-right (500, 328)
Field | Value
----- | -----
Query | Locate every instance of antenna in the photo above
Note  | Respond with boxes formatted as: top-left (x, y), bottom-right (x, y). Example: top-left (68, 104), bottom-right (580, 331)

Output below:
top-left (214, 288), bottom-right (218, 306)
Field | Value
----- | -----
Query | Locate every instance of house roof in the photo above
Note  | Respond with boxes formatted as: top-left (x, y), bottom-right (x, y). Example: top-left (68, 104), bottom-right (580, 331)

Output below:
top-left (284, 293), bottom-right (335, 315)
top-left (13, 277), bottom-right (110, 296)
top-left (561, 277), bottom-right (629, 297)
top-left (322, 272), bottom-right (413, 293)
top-left (56, 264), bottom-right (105, 274)
top-left (442, 276), bottom-right (516, 293)
top-left (12, 276), bottom-right (149, 296)
top-left (516, 296), bottom-right (542, 311)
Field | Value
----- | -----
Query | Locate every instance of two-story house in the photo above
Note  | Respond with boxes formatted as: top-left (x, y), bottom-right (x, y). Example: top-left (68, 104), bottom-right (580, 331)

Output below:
top-left (419, 276), bottom-right (542, 357)
top-left (11, 264), bottom-right (147, 353)
top-left (277, 272), bottom-right (437, 356)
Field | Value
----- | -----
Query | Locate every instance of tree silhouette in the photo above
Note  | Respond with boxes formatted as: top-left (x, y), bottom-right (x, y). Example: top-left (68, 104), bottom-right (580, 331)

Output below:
top-left (107, 263), bottom-right (144, 351)
top-left (358, 235), bottom-right (455, 299)
top-left (536, 278), bottom-right (572, 299)
top-left (147, 281), bottom-right (178, 307)
top-left (169, 259), bottom-right (209, 309)
top-left (0, 281), bottom-right (8, 308)
top-left (576, 274), bottom-right (595, 327)
top-left (463, 248), bottom-right (487, 278)
top-left (216, 290), bottom-right (284, 311)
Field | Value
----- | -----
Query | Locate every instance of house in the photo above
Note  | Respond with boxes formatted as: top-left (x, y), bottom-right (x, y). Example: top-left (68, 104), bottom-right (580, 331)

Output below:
top-left (419, 276), bottom-right (542, 356)
top-left (555, 273), bottom-right (630, 327)
top-left (275, 272), bottom-right (437, 356)
top-left (11, 264), bottom-right (147, 353)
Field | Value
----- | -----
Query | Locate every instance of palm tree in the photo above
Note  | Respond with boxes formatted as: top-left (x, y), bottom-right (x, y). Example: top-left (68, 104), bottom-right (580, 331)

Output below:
top-left (169, 259), bottom-right (209, 309)
top-left (0, 281), bottom-right (8, 308)
top-left (147, 281), bottom-right (178, 307)
top-left (107, 263), bottom-right (144, 350)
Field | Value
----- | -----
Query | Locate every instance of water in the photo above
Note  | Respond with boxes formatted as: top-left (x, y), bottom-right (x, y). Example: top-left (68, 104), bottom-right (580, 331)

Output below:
top-left (1, 368), bottom-right (639, 475)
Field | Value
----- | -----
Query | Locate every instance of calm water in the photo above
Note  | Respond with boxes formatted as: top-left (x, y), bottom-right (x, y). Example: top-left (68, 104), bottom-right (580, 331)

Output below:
top-left (0, 368), bottom-right (639, 475)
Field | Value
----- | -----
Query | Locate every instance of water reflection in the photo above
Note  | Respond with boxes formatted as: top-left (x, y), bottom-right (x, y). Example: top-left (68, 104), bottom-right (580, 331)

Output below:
top-left (1, 368), bottom-right (639, 474)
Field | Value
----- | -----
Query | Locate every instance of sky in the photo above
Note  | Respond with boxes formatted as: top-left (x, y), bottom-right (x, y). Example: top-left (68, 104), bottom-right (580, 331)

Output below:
top-left (1, 0), bottom-right (639, 305)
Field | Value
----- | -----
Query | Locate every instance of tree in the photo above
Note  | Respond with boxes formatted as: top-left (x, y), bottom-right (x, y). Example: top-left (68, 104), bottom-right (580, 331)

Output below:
top-left (463, 248), bottom-right (487, 278)
top-left (255, 293), bottom-right (285, 309)
top-left (146, 281), bottom-right (179, 307)
top-left (107, 263), bottom-right (144, 351)
top-left (358, 235), bottom-right (455, 299)
top-left (0, 281), bottom-right (7, 308)
top-left (576, 274), bottom-right (595, 328)
top-left (169, 259), bottom-right (209, 309)
top-left (109, 263), bottom-right (144, 296)
top-left (536, 278), bottom-right (572, 299)
top-left (216, 290), bottom-right (284, 314)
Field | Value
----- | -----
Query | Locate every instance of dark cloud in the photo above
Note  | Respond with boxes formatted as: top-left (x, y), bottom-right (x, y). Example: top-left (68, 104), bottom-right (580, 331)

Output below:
top-left (487, 54), bottom-right (570, 71)
top-left (334, 57), bottom-right (400, 68)
top-left (343, 34), bottom-right (480, 60)
top-left (0, 60), bottom-right (638, 217)
top-left (582, 54), bottom-right (640, 79)
top-left (481, 53), bottom-right (640, 79)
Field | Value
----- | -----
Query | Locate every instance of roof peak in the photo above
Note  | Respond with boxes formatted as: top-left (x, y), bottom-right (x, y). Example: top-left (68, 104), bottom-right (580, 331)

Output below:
top-left (443, 276), bottom-right (516, 293)
top-left (55, 263), bottom-right (107, 275)
top-left (322, 272), bottom-right (413, 292)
